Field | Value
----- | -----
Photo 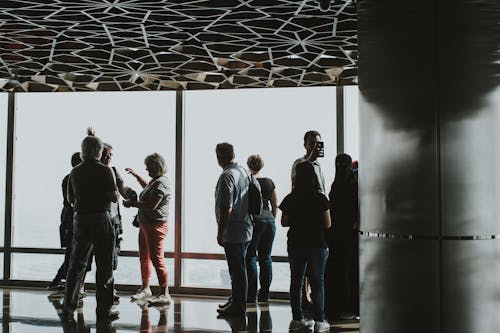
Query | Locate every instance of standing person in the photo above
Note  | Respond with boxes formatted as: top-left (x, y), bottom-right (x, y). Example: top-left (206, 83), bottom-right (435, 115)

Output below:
top-left (291, 130), bottom-right (326, 309)
top-left (291, 130), bottom-right (326, 194)
top-left (48, 152), bottom-right (82, 290)
top-left (100, 142), bottom-right (137, 303)
top-left (124, 153), bottom-right (172, 305)
top-left (325, 153), bottom-right (359, 321)
top-left (62, 135), bottom-right (119, 322)
top-left (85, 128), bottom-right (137, 304)
top-left (215, 143), bottom-right (256, 317)
top-left (280, 162), bottom-right (331, 332)
top-left (245, 154), bottom-right (277, 303)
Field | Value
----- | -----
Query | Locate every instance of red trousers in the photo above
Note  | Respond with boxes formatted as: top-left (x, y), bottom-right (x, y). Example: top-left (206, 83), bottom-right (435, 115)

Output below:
top-left (139, 221), bottom-right (168, 286)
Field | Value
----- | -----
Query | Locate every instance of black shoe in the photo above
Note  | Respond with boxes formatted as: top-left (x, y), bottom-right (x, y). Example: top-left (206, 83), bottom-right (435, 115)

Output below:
top-left (113, 294), bottom-right (120, 304)
top-left (257, 291), bottom-right (269, 303)
top-left (339, 312), bottom-right (356, 320)
top-left (48, 281), bottom-right (64, 291)
top-left (217, 306), bottom-right (245, 317)
top-left (78, 291), bottom-right (88, 299)
top-left (97, 309), bottom-right (120, 321)
top-left (218, 297), bottom-right (232, 309)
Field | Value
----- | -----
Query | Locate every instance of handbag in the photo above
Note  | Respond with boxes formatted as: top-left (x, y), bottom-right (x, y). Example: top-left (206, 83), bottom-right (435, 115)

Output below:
top-left (132, 214), bottom-right (139, 228)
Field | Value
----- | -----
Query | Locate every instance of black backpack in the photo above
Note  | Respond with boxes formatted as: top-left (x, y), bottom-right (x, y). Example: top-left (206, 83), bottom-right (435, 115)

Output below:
top-left (247, 174), bottom-right (263, 216)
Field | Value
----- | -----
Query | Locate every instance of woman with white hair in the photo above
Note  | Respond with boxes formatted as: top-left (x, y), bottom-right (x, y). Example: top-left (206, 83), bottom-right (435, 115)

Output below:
top-left (124, 153), bottom-right (172, 305)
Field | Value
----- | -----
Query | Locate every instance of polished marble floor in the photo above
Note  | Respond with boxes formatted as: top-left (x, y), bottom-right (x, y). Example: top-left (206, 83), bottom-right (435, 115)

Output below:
top-left (0, 288), bottom-right (360, 332)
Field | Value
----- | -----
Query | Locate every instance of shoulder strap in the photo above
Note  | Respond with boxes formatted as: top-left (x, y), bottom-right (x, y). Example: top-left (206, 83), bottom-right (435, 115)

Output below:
top-left (111, 166), bottom-right (121, 218)
top-left (111, 166), bottom-right (118, 183)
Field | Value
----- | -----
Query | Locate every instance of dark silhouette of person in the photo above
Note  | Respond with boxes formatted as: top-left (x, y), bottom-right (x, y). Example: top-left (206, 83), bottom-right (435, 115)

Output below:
top-left (280, 162), bottom-right (332, 332)
top-left (325, 153), bottom-right (359, 321)
top-left (48, 152), bottom-right (83, 290)
top-left (62, 135), bottom-right (119, 322)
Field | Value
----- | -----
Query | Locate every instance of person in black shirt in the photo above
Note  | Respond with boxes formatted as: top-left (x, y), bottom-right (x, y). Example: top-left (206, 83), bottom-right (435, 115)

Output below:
top-left (62, 135), bottom-right (119, 323)
top-left (84, 128), bottom-right (137, 304)
top-left (245, 154), bottom-right (278, 303)
top-left (325, 153), bottom-right (359, 321)
top-left (48, 152), bottom-right (82, 290)
top-left (279, 162), bottom-right (331, 332)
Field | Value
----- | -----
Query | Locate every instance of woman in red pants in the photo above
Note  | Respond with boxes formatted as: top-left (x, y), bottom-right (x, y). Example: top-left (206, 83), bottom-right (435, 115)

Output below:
top-left (124, 153), bottom-right (171, 305)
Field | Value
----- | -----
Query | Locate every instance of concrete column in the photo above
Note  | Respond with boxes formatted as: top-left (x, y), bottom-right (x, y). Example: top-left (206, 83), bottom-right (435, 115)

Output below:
top-left (358, 1), bottom-right (500, 332)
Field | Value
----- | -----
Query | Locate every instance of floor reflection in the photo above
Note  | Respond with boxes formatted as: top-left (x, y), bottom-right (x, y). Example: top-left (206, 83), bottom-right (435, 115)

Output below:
top-left (0, 288), bottom-right (360, 332)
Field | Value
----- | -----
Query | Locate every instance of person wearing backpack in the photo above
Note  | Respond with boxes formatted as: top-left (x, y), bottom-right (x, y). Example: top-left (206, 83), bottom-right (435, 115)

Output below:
top-left (245, 154), bottom-right (277, 303)
top-left (214, 143), bottom-right (260, 317)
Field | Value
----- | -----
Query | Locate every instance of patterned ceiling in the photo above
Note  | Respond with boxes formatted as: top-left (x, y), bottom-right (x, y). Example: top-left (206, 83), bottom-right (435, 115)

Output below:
top-left (0, 0), bottom-right (357, 92)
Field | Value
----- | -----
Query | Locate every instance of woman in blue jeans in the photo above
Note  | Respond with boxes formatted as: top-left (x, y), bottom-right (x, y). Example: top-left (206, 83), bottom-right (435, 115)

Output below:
top-left (245, 154), bottom-right (278, 303)
top-left (279, 161), bottom-right (331, 332)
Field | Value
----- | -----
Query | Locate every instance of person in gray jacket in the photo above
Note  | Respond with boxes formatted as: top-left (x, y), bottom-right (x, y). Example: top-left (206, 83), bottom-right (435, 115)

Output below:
top-left (215, 143), bottom-right (259, 317)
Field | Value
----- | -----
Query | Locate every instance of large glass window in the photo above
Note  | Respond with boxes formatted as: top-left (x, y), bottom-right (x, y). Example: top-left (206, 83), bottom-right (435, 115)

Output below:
top-left (182, 259), bottom-right (230, 288)
top-left (2, 85), bottom-right (357, 293)
top-left (344, 85), bottom-right (359, 161)
top-left (184, 87), bottom-right (336, 256)
top-left (87, 257), bottom-right (175, 286)
top-left (11, 253), bottom-right (63, 280)
top-left (12, 91), bottom-right (176, 253)
top-left (0, 93), bottom-right (8, 247)
top-left (183, 87), bottom-right (336, 291)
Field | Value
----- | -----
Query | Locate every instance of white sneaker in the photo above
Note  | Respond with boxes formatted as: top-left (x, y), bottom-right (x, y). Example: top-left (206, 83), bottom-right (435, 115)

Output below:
top-left (289, 319), bottom-right (314, 331)
top-left (149, 294), bottom-right (172, 305)
top-left (314, 320), bottom-right (330, 332)
top-left (130, 288), bottom-right (152, 301)
top-left (135, 299), bottom-right (149, 310)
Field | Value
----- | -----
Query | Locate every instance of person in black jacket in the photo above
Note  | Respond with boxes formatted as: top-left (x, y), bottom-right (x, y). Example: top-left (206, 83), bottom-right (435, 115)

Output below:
top-left (48, 152), bottom-right (82, 290)
top-left (62, 135), bottom-right (119, 322)
top-left (325, 153), bottom-right (359, 321)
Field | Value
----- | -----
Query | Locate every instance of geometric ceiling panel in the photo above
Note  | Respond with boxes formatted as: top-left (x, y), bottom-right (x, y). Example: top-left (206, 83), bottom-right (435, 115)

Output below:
top-left (0, 0), bottom-right (357, 92)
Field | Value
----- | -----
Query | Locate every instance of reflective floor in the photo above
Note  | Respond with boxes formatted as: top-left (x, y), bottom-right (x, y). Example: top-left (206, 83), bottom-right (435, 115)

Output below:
top-left (0, 287), bottom-right (360, 332)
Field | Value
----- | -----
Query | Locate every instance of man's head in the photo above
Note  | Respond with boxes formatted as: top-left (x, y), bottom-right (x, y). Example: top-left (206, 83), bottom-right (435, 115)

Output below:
top-left (101, 143), bottom-right (113, 166)
top-left (71, 152), bottom-right (82, 167)
top-left (216, 143), bottom-right (235, 168)
top-left (81, 136), bottom-right (104, 161)
top-left (303, 130), bottom-right (321, 156)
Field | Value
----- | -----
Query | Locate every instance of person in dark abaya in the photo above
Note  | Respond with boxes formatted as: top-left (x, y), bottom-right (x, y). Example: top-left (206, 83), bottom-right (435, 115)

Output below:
top-left (325, 153), bottom-right (359, 321)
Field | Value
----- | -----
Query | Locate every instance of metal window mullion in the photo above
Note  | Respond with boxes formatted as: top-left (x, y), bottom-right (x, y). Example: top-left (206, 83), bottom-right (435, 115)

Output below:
top-left (336, 85), bottom-right (344, 154)
top-left (3, 92), bottom-right (16, 281)
top-left (174, 90), bottom-right (184, 289)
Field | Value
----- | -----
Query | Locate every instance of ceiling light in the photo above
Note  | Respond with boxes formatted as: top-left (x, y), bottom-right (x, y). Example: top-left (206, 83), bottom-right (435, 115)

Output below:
top-left (318, 0), bottom-right (331, 11)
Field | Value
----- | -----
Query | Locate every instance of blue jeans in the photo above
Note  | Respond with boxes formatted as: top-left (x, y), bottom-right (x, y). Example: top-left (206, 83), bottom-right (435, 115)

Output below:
top-left (288, 248), bottom-right (328, 321)
top-left (224, 241), bottom-right (250, 314)
top-left (246, 218), bottom-right (276, 301)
